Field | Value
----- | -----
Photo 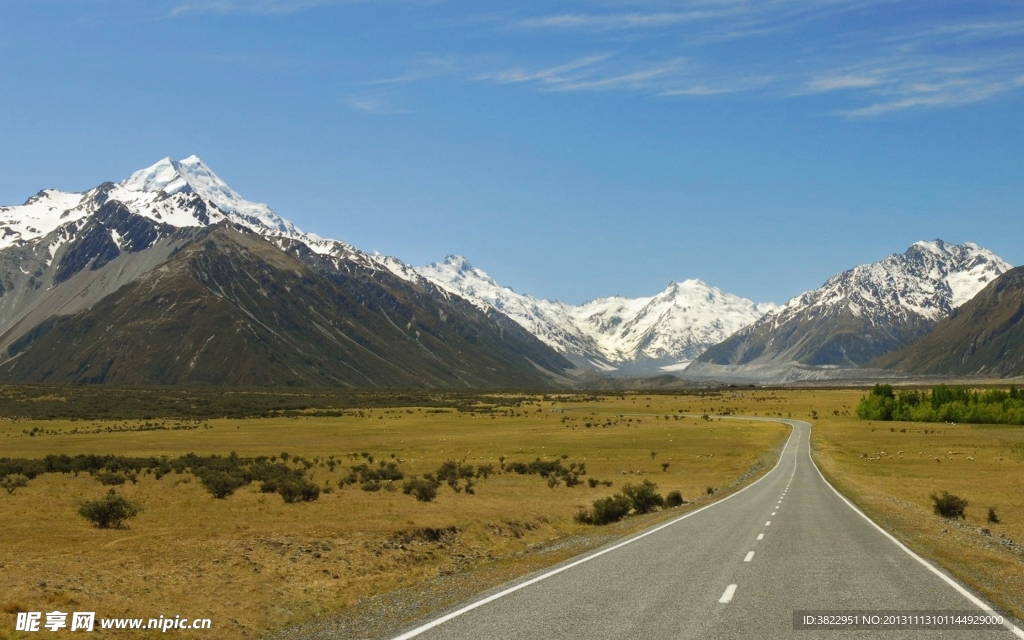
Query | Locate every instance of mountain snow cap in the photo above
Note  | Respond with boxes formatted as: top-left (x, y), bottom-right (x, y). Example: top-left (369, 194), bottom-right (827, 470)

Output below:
top-left (121, 156), bottom-right (298, 235)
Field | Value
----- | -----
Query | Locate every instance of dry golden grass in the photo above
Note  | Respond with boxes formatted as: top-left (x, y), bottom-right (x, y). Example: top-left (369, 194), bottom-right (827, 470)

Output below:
top-left (0, 393), bottom-right (788, 639)
top-left (805, 389), bottom-right (1024, 622)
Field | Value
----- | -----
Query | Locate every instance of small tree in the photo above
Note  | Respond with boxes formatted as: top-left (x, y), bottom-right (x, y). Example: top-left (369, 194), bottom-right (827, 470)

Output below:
top-left (199, 470), bottom-right (247, 499)
top-left (277, 478), bottom-right (320, 503)
top-left (930, 490), bottom-right (967, 519)
top-left (1, 474), bottom-right (29, 495)
top-left (79, 490), bottom-right (141, 529)
top-left (622, 480), bottom-right (664, 514)
top-left (575, 494), bottom-right (632, 525)
top-left (403, 478), bottom-right (439, 502)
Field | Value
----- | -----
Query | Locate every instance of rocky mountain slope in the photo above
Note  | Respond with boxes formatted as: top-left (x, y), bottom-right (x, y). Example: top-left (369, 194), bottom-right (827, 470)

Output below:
top-left (0, 157), bottom-right (571, 386)
top-left (872, 266), bottom-right (1024, 378)
top-left (687, 240), bottom-right (1011, 381)
top-left (416, 255), bottom-right (774, 374)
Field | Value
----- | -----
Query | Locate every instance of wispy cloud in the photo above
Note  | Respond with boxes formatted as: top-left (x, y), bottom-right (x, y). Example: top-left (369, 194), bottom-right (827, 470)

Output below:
top-left (170, 0), bottom-right (349, 16)
top-left (346, 95), bottom-right (409, 115)
top-left (330, 1), bottom-right (1024, 117)
top-left (807, 75), bottom-right (882, 92)
top-left (517, 11), bottom-right (724, 32)
top-left (474, 55), bottom-right (611, 86)
top-left (841, 73), bottom-right (1024, 117)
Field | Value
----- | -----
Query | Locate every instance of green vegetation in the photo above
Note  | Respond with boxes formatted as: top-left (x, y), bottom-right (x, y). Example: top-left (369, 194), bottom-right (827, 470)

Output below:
top-left (0, 474), bottom-right (28, 494)
top-left (930, 490), bottom-right (968, 519)
top-left (78, 489), bottom-right (141, 529)
top-left (0, 452), bottom-right (327, 503)
top-left (856, 384), bottom-right (1024, 424)
top-left (575, 480), bottom-right (668, 525)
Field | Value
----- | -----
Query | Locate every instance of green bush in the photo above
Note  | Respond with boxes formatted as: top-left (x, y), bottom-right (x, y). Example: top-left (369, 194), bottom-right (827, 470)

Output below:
top-left (277, 478), bottom-right (320, 503)
top-left (665, 490), bottom-right (685, 508)
top-left (403, 478), bottom-right (439, 502)
top-left (95, 471), bottom-right (126, 486)
top-left (79, 489), bottom-right (141, 529)
top-left (575, 494), bottom-right (632, 525)
top-left (1, 474), bottom-right (29, 494)
top-left (930, 490), bottom-right (967, 519)
top-left (199, 470), bottom-right (247, 499)
top-left (622, 480), bottom-right (664, 514)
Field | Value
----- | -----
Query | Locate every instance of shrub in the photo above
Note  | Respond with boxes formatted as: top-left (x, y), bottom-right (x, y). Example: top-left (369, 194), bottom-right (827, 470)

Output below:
top-left (1, 474), bottom-right (28, 495)
top-left (988, 507), bottom-right (1000, 524)
top-left (79, 490), bottom-right (141, 529)
top-left (576, 494), bottom-right (632, 525)
top-left (403, 478), bottom-right (439, 502)
top-left (199, 470), bottom-right (247, 499)
top-left (96, 471), bottom-right (126, 486)
top-left (665, 490), bottom-right (685, 508)
top-left (277, 478), bottom-right (320, 503)
top-left (622, 480), bottom-right (663, 514)
top-left (930, 490), bottom-right (967, 519)
top-left (587, 478), bottom-right (599, 488)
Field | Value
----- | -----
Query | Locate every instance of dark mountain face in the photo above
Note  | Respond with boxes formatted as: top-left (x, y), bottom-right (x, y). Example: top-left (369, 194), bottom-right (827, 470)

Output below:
top-left (872, 267), bottom-right (1024, 378)
top-left (0, 225), bottom-right (571, 387)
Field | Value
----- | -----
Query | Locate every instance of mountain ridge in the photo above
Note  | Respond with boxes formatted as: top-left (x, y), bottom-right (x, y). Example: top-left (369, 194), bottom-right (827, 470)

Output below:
top-left (872, 266), bottom-right (1024, 378)
top-left (0, 158), bottom-right (573, 387)
top-left (416, 255), bottom-right (775, 374)
top-left (687, 239), bottom-right (1011, 382)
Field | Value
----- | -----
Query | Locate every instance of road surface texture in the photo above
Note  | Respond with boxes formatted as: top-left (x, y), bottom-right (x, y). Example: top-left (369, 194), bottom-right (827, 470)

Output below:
top-left (388, 420), bottom-right (1023, 640)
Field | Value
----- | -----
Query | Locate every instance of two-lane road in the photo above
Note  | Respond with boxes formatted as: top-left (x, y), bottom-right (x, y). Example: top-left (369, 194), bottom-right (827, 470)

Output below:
top-left (389, 420), bottom-right (1023, 639)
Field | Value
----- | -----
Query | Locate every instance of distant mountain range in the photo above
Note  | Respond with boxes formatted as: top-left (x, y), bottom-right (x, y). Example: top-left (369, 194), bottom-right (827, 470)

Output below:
top-left (0, 156), bottom-right (1018, 386)
top-left (416, 256), bottom-right (775, 374)
top-left (0, 157), bottom-right (571, 386)
top-left (686, 240), bottom-right (1012, 382)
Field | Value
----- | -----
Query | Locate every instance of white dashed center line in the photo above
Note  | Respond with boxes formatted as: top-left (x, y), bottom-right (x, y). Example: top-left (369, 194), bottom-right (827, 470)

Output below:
top-left (744, 551), bottom-right (755, 562)
top-left (719, 584), bottom-right (737, 603)
top-left (765, 521), bottom-right (771, 526)
top-left (772, 512), bottom-right (777, 516)
top-left (757, 533), bottom-right (764, 541)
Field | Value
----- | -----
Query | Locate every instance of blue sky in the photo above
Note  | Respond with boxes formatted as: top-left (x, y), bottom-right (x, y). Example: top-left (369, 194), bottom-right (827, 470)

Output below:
top-left (1, 0), bottom-right (1022, 304)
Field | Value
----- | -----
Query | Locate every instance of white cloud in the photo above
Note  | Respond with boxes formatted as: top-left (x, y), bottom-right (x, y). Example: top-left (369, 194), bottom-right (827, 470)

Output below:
top-left (517, 12), bottom-right (723, 32)
top-left (807, 75), bottom-right (882, 91)
top-left (475, 55), bottom-right (611, 86)
top-left (346, 96), bottom-right (409, 115)
top-left (171, 0), bottom-right (351, 16)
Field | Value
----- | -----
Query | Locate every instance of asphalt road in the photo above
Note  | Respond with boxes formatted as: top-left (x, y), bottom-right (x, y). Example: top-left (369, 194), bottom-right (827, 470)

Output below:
top-left (388, 419), bottom-right (1024, 640)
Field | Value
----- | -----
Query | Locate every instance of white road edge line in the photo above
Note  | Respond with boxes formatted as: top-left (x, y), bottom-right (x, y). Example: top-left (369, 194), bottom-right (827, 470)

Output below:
top-left (804, 420), bottom-right (1024, 639)
top-left (744, 551), bottom-right (755, 562)
top-left (719, 584), bottom-right (738, 603)
top-left (387, 420), bottom-right (798, 640)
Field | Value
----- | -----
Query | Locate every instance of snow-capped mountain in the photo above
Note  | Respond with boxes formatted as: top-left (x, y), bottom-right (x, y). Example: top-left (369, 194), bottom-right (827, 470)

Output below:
top-left (0, 156), bottom-right (384, 265)
top-left (0, 157), bottom-right (573, 386)
top-left (416, 255), bottom-right (775, 373)
top-left (689, 240), bottom-right (1012, 380)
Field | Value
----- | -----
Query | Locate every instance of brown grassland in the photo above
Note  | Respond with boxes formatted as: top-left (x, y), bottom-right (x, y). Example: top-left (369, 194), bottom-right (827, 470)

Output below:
top-left (2, 387), bottom-right (1022, 638)
top-left (0, 391), bottom-right (788, 639)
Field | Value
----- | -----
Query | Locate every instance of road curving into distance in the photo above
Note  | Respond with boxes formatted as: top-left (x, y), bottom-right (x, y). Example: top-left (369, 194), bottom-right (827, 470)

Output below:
top-left (387, 419), bottom-right (1024, 640)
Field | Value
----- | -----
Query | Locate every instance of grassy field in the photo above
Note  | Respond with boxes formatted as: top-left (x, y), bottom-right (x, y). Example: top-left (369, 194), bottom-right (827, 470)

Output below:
top-left (807, 389), bottom-right (1024, 622)
top-left (0, 392), bottom-right (789, 639)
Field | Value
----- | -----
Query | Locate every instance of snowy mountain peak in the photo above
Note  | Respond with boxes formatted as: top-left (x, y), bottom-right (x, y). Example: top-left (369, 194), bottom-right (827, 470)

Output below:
top-left (749, 239), bottom-right (1010, 338)
top-left (120, 156), bottom-right (298, 236)
top-left (416, 258), bottom-right (773, 372)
